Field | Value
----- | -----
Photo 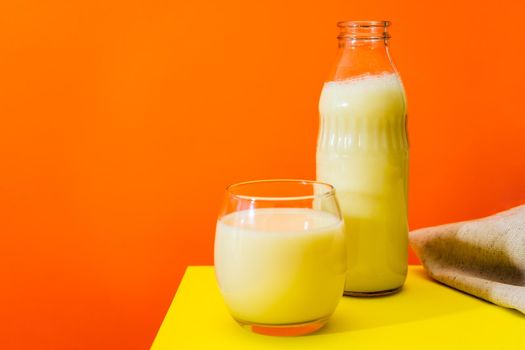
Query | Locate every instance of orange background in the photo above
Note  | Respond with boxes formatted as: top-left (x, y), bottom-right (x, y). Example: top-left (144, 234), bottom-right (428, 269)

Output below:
top-left (1, 1), bottom-right (524, 349)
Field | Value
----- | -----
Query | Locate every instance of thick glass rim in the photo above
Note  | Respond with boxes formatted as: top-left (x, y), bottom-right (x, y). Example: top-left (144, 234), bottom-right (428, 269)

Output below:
top-left (337, 20), bottom-right (390, 28)
top-left (225, 179), bottom-right (336, 201)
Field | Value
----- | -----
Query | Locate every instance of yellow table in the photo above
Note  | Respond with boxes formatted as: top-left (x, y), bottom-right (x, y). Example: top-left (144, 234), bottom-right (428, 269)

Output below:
top-left (152, 266), bottom-right (523, 349)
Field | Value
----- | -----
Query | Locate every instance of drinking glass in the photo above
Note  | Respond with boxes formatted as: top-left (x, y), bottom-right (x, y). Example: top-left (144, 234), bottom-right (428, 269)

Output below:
top-left (214, 179), bottom-right (346, 336)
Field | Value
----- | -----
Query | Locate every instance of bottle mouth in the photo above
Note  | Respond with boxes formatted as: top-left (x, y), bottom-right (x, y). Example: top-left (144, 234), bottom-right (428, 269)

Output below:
top-left (337, 20), bottom-right (391, 40)
top-left (337, 20), bottom-right (390, 28)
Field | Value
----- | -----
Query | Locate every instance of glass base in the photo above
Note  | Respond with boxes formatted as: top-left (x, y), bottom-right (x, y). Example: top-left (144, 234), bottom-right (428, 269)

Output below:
top-left (235, 316), bottom-right (329, 336)
top-left (344, 285), bottom-right (402, 297)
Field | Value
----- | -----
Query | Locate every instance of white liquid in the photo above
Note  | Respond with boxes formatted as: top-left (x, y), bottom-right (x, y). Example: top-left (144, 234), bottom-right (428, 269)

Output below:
top-left (214, 208), bottom-right (346, 324)
top-left (317, 74), bottom-right (408, 293)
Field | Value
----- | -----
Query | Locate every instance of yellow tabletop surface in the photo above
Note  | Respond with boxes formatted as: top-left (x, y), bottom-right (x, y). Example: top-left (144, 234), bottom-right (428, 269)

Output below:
top-left (151, 266), bottom-right (523, 349)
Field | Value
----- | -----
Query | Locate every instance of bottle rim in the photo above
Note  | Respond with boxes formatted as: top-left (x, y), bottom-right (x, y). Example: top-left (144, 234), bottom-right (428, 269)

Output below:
top-left (337, 20), bottom-right (391, 40)
top-left (337, 20), bottom-right (390, 28)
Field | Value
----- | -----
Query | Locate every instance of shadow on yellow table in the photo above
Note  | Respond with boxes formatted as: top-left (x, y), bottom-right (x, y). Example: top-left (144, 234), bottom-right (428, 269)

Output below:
top-left (151, 266), bottom-right (523, 350)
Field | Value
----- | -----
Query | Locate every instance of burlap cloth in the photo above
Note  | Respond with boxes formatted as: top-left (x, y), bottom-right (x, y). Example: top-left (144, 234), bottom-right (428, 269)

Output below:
top-left (410, 205), bottom-right (525, 314)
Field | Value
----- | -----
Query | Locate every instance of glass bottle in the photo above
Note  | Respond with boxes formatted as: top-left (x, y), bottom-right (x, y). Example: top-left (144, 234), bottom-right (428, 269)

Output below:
top-left (316, 20), bottom-right (408, 296)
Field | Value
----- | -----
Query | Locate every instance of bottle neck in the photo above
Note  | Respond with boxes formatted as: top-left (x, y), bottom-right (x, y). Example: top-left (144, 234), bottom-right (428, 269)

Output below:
top-left (329, 21), bottom-right (397, 80)
top-left (338, 37), bottom-right (390, 48)
top-left (337, 20), bottom-right (391, 42)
